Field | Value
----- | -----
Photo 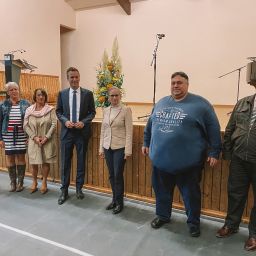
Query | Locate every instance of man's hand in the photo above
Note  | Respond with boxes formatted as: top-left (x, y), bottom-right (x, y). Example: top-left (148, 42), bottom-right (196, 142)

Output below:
top-left (207, 157), bottom-right (218, 167)
top-left (141, 146), bottom-right (149, 156)
top-left (99, 152), bottom-right (105, 159)
top-left (74, 122), bottom-right (84, 129)
top-left (65, 121), bottom-right (75, 128)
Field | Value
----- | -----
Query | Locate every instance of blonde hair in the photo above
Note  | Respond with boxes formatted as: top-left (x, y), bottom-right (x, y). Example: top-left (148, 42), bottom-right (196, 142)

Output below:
top-left (5, 82), bottom-right (19, 91)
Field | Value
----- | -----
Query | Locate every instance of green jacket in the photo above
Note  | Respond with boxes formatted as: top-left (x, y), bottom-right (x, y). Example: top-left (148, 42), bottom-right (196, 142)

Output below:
top-left (223, 94), bottom-right (256, 162)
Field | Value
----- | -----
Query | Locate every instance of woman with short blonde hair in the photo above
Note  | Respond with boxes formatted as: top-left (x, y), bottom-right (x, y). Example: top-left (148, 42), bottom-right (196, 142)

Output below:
top-left (99, 86), bottom-right (133, 214)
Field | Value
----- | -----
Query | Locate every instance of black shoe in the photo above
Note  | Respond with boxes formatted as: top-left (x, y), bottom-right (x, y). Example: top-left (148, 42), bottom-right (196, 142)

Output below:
top-left (189, 226), bottom-right (201, 237)
top-left (58, 190), bottom-right (68, 205)
top-left (151, 217), bottom-right (170, 229)
top-left (76, 189), bottom-right (84, 199)
top-left (112, 204), bottom-right (123, 214)
top-left (106, 202), bottom-right (116, 210)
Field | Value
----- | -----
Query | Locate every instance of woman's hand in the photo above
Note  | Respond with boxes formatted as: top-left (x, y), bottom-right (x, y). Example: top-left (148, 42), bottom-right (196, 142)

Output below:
top-left (40, 136), bottom-right (48, 145)
top-left (124, 154), bottom-right (131, 160)
top-left (0, 140), bottom-right (5, 148)
top-left (33, 136), bottom-right (41, 145)
top-left (99, 152), bottom-right (105, 159)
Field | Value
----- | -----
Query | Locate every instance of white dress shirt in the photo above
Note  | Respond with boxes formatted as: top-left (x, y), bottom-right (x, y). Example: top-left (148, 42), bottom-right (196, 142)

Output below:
top-left (69, 87), bottom-right (81, 122)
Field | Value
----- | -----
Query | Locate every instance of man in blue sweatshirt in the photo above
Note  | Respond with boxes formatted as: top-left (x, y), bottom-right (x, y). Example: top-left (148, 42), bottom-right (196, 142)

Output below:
top-left (142, 71), bottom-right (221, 237)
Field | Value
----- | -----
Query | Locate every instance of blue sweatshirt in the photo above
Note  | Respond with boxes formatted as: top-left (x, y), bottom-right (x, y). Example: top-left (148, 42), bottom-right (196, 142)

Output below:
top-left (144, 93), bottom-right (221, 174)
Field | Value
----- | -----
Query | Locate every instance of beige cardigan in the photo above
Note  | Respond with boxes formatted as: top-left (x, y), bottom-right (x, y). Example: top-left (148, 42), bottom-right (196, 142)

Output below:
top-left (24, 109), bottom-right (57, 164)
top-left (99, 105), bottom-right (133, 155)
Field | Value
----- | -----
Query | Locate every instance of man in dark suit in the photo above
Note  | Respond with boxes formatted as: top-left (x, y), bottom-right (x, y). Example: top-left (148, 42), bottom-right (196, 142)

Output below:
top-left (56, 67), bottom-right (96, 205)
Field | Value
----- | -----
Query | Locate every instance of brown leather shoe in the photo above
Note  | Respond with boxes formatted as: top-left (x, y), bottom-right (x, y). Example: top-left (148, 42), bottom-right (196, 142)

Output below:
top-left (244, 237), bottom-right (256, 251)
top-left (216, 225), bottom-right (238, 238)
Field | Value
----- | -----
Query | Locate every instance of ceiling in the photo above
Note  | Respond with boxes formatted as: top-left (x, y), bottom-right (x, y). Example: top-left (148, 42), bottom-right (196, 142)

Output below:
top-left (65, 0), bottom-right (145, 13)
top-left (65, 0), bottom-right (117, 10)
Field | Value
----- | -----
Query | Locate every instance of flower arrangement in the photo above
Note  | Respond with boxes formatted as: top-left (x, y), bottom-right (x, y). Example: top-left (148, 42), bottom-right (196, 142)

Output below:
top-left (94, 38), bottom-right (124, 108)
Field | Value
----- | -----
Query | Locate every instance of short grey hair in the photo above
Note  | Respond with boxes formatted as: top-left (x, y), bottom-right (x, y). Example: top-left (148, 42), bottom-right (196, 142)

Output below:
top-left (5, 82), bottom-right (19, 91)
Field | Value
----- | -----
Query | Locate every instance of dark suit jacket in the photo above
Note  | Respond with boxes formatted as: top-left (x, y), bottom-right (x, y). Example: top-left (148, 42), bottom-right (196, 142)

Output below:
top-left (56, 87), bottom-right (96, 139)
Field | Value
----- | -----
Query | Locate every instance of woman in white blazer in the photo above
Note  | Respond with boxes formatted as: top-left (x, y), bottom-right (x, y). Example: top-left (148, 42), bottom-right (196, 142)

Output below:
top-left (99, 86), bottom-right (133, 214)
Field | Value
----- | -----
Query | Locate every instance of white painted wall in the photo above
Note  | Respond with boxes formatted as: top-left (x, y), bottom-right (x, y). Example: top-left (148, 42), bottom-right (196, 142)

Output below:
top-left (61, 0), bottom-right (256, 104)
top-left (0, 0), bottom-right (75, 77)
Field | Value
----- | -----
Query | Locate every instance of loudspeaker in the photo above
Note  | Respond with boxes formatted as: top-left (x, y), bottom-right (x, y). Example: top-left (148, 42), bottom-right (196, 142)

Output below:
top-left (4, 54), bottom-right (22, 84)
top-left (246, 62), bottom-right (256, 85)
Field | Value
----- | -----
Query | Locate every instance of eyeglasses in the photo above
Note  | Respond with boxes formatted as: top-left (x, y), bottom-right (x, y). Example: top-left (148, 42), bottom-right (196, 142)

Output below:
top-left (109, 94), bottom-right (120, 97)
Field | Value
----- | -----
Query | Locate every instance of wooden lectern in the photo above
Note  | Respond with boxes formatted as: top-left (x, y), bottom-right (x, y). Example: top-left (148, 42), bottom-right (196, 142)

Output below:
top-left (3, 54), bottom-right (37, 84)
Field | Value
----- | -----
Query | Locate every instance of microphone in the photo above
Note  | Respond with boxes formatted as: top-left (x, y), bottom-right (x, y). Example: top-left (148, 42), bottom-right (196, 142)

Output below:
top-left (247, 57), bottom-right (256, 62)
top-left (8, 49), bottom-right (26, 54)
top-left (157, 34), bottom-right (165, 39)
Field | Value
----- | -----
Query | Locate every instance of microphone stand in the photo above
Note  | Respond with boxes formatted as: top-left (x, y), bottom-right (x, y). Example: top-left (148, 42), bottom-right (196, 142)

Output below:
top-left (218, 65), bottom-right (246, 103)
top-left (138, 35), bottom-right (164, 120)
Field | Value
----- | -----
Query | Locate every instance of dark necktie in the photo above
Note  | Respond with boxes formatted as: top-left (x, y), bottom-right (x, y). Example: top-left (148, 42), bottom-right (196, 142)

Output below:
top-left (72, 90), bottom-right (77, 123)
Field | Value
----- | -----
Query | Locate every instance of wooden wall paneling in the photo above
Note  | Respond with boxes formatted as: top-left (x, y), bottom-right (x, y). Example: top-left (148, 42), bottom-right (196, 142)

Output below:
top-left (0, 72), bottom-right (5, 89)
top-left (172, 179), bottom-right (182, 204)
top-left (0, 149), bottom-right (4, 168)
top-left (92, 124), bottom-right (99, 186)
top-left (125, 156), bottom-right (133, 193)
top-left (98, 157), bottom-right (104, 188)
top-left (71, 144), bottom-right (78, 186)
top-left (243, 200), bottom-right (249, 222)
top-left (132, 126), bottom-right (139, 194)
top-left (202, 163), bottom-right (213, 210)
top-left (138, 126), bottom-right (146, 196)
top-left (199, 167), bottom-right (205, 208)
top-left (87, 137), bottom-right (93, 185)
top-left (56, 125), bottom-right (61, 181)
top-left (0, 149), bottom-right (2, 167)
top-left (145, 156), bottom-right (152, 198)
top-left (97, 124), bottom-right (104, 188)
top-left (219, 159), bottom-right (229, 212)
top-left (49, 163), bottom-right (55, 182)
top-left (103, 160), bottom-right (110, 189)
top-left (54, 123), bottom-right (61, 182)
top-left (173, 184), bottom-right (180, 203)
top-left (211, 159), bottom-right (222, 211)
top-left (245, 186), bottom-right (253, 220)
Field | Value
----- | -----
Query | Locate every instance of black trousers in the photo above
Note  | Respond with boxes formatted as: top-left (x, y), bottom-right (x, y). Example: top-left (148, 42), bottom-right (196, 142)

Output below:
top-left (104, 147), bottom-right (126, 206)
top-left (60, 130), bottom-right (89, 191)
top-left (152, 166), bottom-right (202, 227)
top-left (225, 154), bottom-right (256, 237)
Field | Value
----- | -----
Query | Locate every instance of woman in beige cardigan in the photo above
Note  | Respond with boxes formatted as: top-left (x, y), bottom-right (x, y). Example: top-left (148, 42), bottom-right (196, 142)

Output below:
top-left (99, 87), bottom-right (133, 214)
top-left (24, 88), bottom-right (57, 194)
